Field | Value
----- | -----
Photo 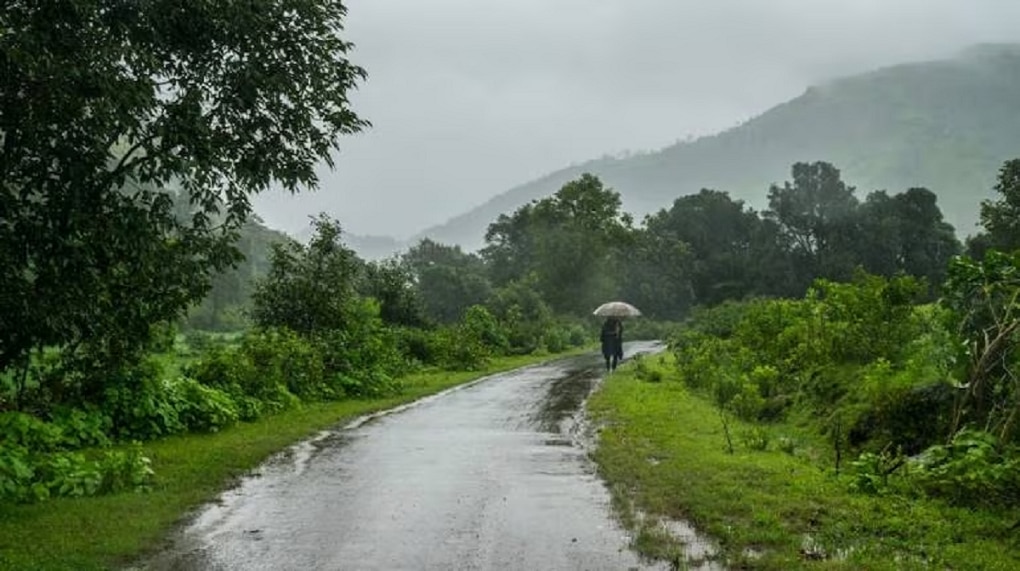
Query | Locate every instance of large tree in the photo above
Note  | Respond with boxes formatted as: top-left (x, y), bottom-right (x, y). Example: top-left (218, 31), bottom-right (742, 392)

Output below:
top-left (0, 1), bottom-right (367, 388)
top-left (857, 188), bottom-right (960, 291)
top-left (482, 174), bottom-right (632, 315)
top-left (766, 161), bottom-right (860, 282)
top-left (643, 190), bottom-right (762, 306)
top-left (402, 239), bottom-right (492, 324)
top-left (250, 216), bottom-right (362, 335)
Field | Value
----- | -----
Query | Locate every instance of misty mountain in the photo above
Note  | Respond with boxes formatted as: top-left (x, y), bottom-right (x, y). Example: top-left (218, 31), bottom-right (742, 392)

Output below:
top-left (416, 44), bottom-right (1020, 250)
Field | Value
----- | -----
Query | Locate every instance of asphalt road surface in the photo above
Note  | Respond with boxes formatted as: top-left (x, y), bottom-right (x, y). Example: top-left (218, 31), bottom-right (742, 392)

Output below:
top-left (144, 342), bottom-right (669, 571)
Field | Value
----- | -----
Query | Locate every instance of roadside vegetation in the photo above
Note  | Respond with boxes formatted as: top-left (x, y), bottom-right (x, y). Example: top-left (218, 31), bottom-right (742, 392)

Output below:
top-left (5, 2), bottom-right (1020, 569)
top-left (0, 351), bottom-right (578, 571)
top-left (588, 159), bottom-right (1020, 569)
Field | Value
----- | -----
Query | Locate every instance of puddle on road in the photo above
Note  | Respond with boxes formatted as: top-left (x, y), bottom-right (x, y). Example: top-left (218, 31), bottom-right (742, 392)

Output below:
top-left (531, 366), bottom-right (599, 433)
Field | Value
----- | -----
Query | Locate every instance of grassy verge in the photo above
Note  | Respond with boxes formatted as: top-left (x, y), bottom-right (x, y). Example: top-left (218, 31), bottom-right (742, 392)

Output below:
top-left (588, 353), bottom-right (1020, 570)
top-left (0, 350), bottom-right (583, 571)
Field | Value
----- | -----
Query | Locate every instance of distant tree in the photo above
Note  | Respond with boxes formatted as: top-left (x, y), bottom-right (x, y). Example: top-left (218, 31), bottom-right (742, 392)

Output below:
top-left (858, 188), bottom-right (960, 290)
top-left (359, 259), bottom-right (428, 328)
top-left (616, 225), bottom-right (695, 319)
top-left (643, 190), bottom-right (765, 306)
top-left (403, 239), bottom-right (492, 323)
top-left (978, 159), bottom-right (1020, 251)
top-left (766, 162), bottom-right (860, 282)
top-left (251, 216), bottom-right (362, 335)
top-left (0, 1), bottom-right (367, 384)
top-left (482, 174), bottom-right (632, 315)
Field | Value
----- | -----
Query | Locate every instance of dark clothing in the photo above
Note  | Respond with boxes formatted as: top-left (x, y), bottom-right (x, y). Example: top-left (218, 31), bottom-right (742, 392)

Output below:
top-left (600, 319), bottom-right (624, 371)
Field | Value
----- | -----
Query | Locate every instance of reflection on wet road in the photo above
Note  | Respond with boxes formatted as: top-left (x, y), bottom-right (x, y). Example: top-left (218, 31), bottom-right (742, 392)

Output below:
top-left (145, 342), bottom-right (666, 571)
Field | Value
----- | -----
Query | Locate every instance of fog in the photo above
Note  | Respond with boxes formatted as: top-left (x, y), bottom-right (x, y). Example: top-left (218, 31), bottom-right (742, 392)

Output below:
top-left (253, 0), bottom-right (1020, 240)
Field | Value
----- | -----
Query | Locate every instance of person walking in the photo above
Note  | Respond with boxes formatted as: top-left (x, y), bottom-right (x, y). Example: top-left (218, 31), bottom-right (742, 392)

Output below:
top-left (600, 317), bottom-right (624, 371)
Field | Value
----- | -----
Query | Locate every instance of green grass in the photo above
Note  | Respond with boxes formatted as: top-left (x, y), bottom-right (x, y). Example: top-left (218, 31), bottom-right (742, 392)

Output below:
top-left (588, 353), bottom-right (1020, 570)
top-left (0, 350), bottom-right (582, 571)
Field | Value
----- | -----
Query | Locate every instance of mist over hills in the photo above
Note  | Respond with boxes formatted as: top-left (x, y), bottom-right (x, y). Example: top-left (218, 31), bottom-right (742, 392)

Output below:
top-left (414, 44), bottom-right (1020, 251)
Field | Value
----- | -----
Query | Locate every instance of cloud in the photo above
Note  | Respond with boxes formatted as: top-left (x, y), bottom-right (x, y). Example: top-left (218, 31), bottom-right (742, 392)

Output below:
top-left (254, 0), bottom-right (1020, 239)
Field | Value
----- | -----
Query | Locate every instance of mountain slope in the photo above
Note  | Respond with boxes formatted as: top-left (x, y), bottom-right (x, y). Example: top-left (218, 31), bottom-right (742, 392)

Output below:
top-left (418, 44), bottom-right (1020, 250)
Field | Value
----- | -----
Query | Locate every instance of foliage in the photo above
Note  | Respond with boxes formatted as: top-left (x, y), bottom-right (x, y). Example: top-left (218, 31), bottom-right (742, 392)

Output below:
top-left (359, 258), bottom-right (429, 328)
top-left (942, 250), bottom-right (1020, 443)
top-left (590, 357), bottom-right (1020, 570)
top-left (908, 429), bottom-right (1020, 506)
top-left (483, 173), bottom-right (632, 315)
top-left (251, 215), bottom-right (362, 335)
top-left (403, 239), bottom-right (493, 323)
top-left (766, 161), bottom-right (861, 283)
top-left (0, 412), bottom-right (154, 503)
top-left (172, 379), bottom-right (239, 433)
top-left (673, 272), bottom-right (949, 455)
top-left (977, 158), bottom-right (1020, 252)
top-left (1, 0), bottom-right (367, 398)
top-left (487, 275), bottom-right (555, 354)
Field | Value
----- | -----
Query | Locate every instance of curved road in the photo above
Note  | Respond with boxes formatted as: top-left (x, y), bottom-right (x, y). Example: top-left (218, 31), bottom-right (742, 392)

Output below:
top-left (145, 343), bottom-right (667, 571)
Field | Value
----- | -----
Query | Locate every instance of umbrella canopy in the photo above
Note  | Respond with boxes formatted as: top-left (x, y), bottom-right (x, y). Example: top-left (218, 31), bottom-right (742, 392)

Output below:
top-left (593, 301), bottom-right (642, 317)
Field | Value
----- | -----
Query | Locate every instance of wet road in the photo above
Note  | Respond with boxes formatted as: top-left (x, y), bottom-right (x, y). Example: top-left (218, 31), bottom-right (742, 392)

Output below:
top-left (144, 342), bottom-right (667, 571)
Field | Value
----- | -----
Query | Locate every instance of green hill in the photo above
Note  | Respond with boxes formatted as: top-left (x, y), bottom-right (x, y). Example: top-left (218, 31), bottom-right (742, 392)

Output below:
top-left (418, 44), bottom-right (1020, 249)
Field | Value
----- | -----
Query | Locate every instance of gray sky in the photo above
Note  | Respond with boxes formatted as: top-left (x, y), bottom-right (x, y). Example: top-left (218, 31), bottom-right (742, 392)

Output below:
top-left (253, 0), bottom-right (1020, 240)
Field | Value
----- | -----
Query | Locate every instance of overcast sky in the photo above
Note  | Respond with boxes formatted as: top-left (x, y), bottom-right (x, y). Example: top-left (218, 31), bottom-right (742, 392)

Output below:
top-left (253, 0), bottom-right (1020, 240)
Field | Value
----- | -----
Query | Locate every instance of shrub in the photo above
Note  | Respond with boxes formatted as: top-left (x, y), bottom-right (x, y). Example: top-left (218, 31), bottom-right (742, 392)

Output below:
top-left (908, 429), bottom-right (1020, 507)
top-left (393, 326), bottom-right (438, 366)
top-left (172, 378), bottom-right (239, 433)
top-left (0, 444), bottom-right (154, 503)
top-left (739, 426), bottom-right (770, 451)
top-left (100, 359), bottom-right (184, 440)
top-left (431, 326), bottom-right (490, 371)
top-left (462, 305), bottom-right (510, 354)
top-left (542, 326), bottom-right (571, 353)
top-left (633, 356), bottom-right (665, 383)
top-left (51, 407), bottom-right (112, 449)
top-left (97, 444), bottom-right (154, 494)
top-left (0, 411), bottom-right (63, 452)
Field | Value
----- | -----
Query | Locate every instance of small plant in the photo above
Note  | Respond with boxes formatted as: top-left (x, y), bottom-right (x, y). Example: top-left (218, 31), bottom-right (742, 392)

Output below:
top-left (634, 356), bottom-right (664, 383)
top-left (777, 436), bottom-right (797, 455)
top-left (848, 447), bottom-right (904, 496)
top-left (739, 426), bottom-right (770, 451)
top-left (98, 444), bottom-right (154, 494)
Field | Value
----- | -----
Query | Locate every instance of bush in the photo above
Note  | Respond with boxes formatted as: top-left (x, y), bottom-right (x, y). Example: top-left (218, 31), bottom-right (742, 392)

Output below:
top-left (431, 326), bottom-right (490, 371)
top-left (0, 411), bottom-right (64, 453)
top-left (97, 444), bottom-right (154, 494)
top-left (0, 442), bottom-right (153, 503)
top-left (51, 407), bottom-right (112, 449)
top-left (542, 326), bottom-right (571, 353)
top-left (172, 378), bottom-right (239, 433)
top-left (393, 326), bottom-right (438, 366)
top-left (908, 429), bottom-right (1020, 507)
top-left (101, 359), bottom-right (185, 440)
top-left (462, 305), bottom-right (510, 354)
top-left (187, 333), bottom-right (302, 417)
top-left (633, 355), bottom-right (665, 383)
top-left (566, 323), bottom-right (590, 347)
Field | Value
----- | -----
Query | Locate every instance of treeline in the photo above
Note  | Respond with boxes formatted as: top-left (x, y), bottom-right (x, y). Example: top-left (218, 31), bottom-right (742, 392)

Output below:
top-left (188, 160), bottom-right (963, 333)
top-left (663, 158), bottom-right (1020, 509)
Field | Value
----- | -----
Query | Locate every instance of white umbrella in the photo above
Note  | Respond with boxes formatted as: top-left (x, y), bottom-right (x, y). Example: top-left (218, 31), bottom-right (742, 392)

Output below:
top-left (593, 301), bottom-right (642, 317)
